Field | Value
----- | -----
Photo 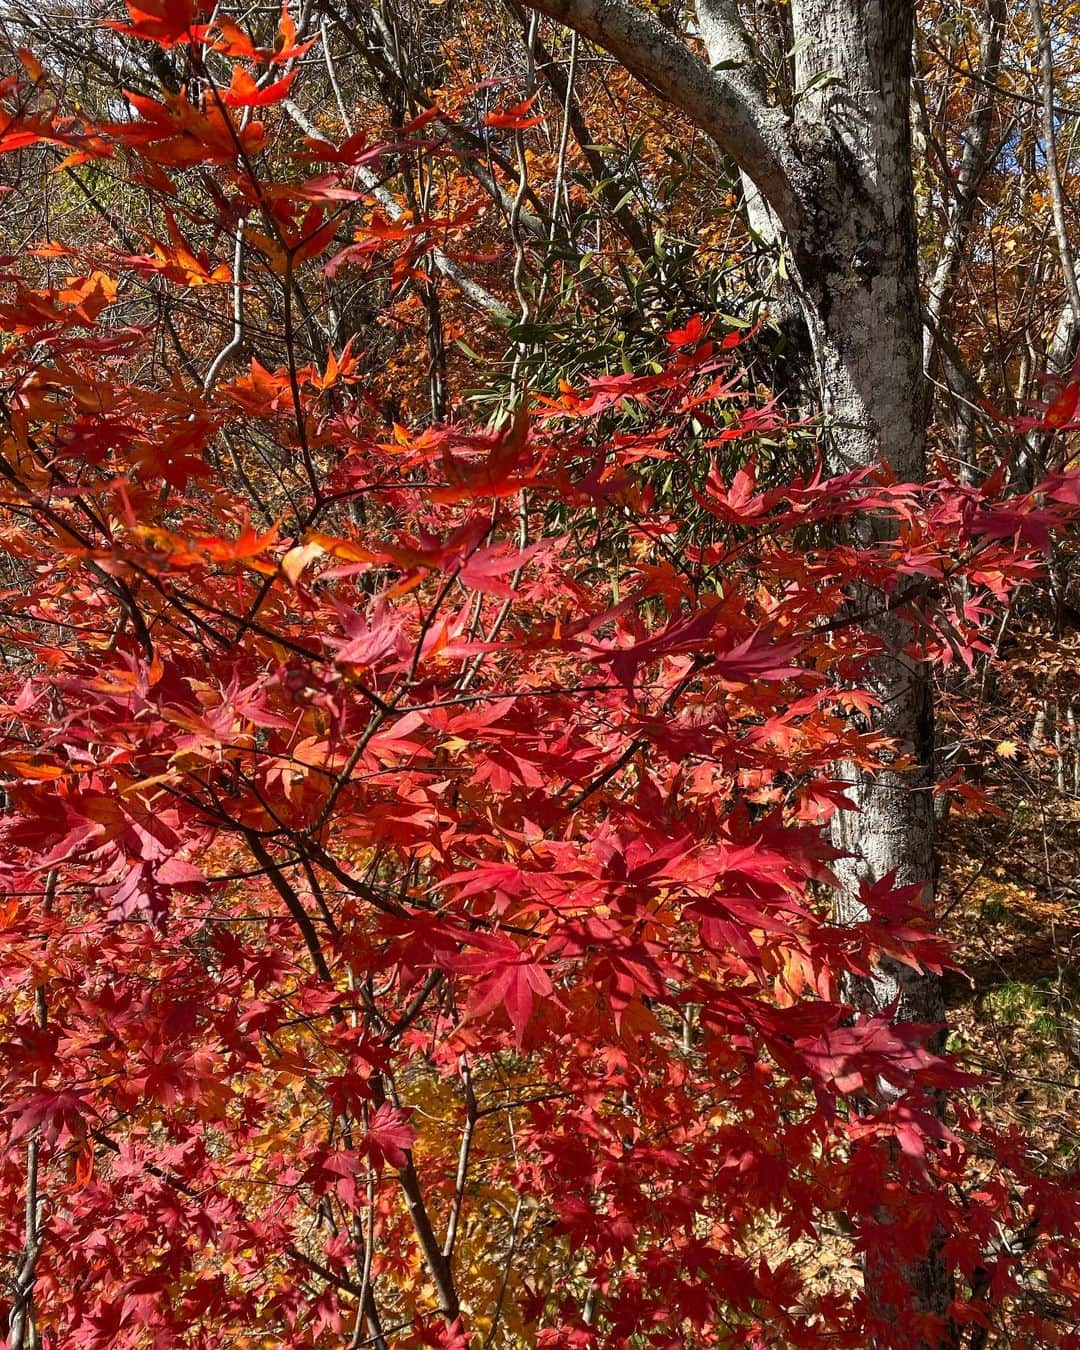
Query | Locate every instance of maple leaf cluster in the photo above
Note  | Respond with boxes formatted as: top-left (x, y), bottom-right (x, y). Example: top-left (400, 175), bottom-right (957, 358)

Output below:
top-left (0, 8), bottom-right (1077, 1347)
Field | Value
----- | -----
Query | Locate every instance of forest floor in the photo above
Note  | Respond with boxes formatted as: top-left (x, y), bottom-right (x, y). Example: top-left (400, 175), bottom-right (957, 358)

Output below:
top-left (933, 613), bottom-right (1080, 1340)
top-left (938, 616), bottom-right (1080, 1168)
top-left (773, 620), bottom-right (1080, 1339)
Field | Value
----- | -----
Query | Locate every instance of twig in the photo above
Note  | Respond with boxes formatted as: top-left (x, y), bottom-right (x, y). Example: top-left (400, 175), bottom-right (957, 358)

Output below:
top-left (442, 1055), bottom-right (477, 1262)
top-left (1029, 0), bottom-right (1080, 326)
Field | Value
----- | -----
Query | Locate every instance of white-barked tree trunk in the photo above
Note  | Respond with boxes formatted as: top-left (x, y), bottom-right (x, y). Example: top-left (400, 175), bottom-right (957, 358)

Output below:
top-left (520, 0), bottom-right (949, 1326)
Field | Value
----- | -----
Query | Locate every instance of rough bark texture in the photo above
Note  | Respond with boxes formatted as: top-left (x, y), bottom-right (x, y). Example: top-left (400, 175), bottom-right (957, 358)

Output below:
top-left (521, 0), bottom-right (949, 1329)
top-left (780, 0), bottom-right (943, 1026)
top-left (787, 0), bottom-right (925, 477)
top-left (782, 20), bottom-right (949, 1327)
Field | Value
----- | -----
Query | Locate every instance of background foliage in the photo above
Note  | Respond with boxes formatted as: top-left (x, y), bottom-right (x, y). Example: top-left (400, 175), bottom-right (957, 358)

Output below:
top-left (0, 0), bottom-right (1077, 1345)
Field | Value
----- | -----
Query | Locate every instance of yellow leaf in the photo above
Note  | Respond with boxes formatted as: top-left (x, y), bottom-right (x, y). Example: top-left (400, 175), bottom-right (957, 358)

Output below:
top-left (281, 541), bottom-right (324, 584)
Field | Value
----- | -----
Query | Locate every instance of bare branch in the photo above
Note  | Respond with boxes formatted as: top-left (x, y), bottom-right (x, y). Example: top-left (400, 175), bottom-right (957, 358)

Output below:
top-left (1029, 0), bottom-right (1080, 329)
top-left (282, 99), bottom-right (514, 321)
top-left (518, 0), bottom-right (800, 227)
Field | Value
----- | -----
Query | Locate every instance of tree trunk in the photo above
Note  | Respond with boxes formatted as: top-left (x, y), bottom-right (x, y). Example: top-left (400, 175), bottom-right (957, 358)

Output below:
top-left (771, 1), bottom-right (952, 1331)
top-left (700, 0), bottom-right (942, 1026)
top-left (522, 0), bottom-right (951, 1331)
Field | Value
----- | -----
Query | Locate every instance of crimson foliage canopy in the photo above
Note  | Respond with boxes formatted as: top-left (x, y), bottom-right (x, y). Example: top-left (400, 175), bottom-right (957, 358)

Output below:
top-left (0, 10), bottom-right (1078, 1346)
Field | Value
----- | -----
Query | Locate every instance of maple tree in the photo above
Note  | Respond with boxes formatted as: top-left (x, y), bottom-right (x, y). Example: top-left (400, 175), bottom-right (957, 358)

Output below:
top-left (0, 2), bottom-right (1078, 1347)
